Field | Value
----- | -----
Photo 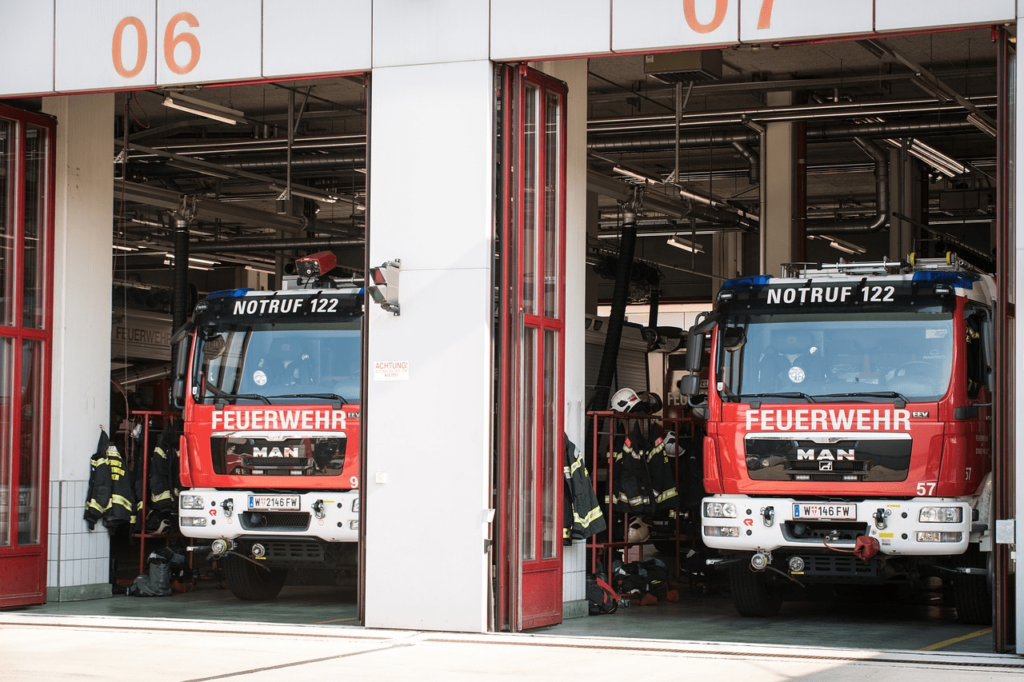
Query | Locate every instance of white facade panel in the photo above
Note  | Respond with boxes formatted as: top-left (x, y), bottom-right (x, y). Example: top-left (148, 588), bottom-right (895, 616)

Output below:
top-left (55, 0), bottom-right (156, 93)
top-left (876, 0), bottom-right (1017, 33)
top-left (739, 0), bottom-right (873, 43)
top-left (492, 0), bottom-right (611, 60)
top-left (0, 0), bottom-right (54, 95)
top-left (263, 0), bottom-right (371, 77)
top-left (372, 0), bottom-right (489, 68)
top-left (612, 0), bottom-right (739, 53)
top-left (365, 61), bottom-right (493, 632)
top-left (155, 0), bottom-right (262, 85)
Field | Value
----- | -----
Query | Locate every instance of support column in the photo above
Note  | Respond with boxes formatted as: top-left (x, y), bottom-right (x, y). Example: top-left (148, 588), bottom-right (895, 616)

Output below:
top-left (365, 61), bottom-right (494, 632)
top-left (712, 232), bottom-right (743, 291)
top-left (762, 92), bottom-right (794, 276)
top-left (888, 147), bottom-right (919, 260)
top-left (41, 94), bottom-right (115, 602)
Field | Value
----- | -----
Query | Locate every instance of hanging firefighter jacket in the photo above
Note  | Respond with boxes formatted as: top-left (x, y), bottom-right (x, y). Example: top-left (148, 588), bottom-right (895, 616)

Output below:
top-left (84, 430), bottom-right (134, 530)
top-left (610, 422), bottom-right (656, 515)
top-left (563, 434), bottom-right (606, 544)
top-left (609, 422), bottom-right (679, 516)
top-left (149, 425), bottom-right (181, 516)
top-left (646, 424), bottom-right (679, 512)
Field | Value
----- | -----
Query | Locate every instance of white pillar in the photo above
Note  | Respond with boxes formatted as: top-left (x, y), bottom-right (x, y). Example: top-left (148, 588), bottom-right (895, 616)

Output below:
top-left (42, 94), bottom-right (115, 601)
top-left (365, 60), bottom-right (494, 632)
top-left (762, 92), bottom-right (794, 276)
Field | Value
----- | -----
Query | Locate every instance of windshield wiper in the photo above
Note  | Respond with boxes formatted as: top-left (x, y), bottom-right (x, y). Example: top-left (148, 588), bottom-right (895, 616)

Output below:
top-left (205, 380), bottom-right (272, 405)
top-left (816, 391), bottom-right (909, 407)
top-left (274, 393), bottom-right (348, 404)
top-left (740, 392), bottom-right (816, 403)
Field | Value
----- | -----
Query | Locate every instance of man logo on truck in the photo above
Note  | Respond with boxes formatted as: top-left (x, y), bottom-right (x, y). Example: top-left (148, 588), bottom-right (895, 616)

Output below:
top-left (797, 448), bottom-right (855, 461)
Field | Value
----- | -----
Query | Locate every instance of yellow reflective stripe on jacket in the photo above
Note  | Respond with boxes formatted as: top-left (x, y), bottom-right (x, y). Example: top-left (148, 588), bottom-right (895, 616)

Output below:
top-left (154, 447), bottom-right (167, 460)
top-left (573, 507), bottom-right (603, 529)
top-left (655, 487), bottom-right (678, 504)
top-left (110, 494), bottom-right (133, 511)
top-left (151, 490), bottom-right (172, 503)
top-left (87, 499), bottom-right (107, 513)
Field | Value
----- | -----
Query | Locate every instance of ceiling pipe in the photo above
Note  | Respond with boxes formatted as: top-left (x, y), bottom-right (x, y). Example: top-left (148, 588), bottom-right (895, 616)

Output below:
top-left (187, 237), bottom-right (362, 254)
top-left (588, 118), bottom-right (978, 153)
top-left (731, 140), bottom-right (759, 184)
top-left (221, 150), bottom-right (366, 172)
top-left (807, 136), bottom-right (888, 235)
top-left (589, 95), bottom-right (996, 133)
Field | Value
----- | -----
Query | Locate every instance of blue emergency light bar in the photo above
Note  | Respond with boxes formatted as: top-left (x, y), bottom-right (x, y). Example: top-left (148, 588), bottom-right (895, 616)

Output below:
top-left (911, 270), bottom-right (980, 289)
top-left (721, 274), bottom-right (772, 290)
top-left (206, 288), bottom-right (254, 299)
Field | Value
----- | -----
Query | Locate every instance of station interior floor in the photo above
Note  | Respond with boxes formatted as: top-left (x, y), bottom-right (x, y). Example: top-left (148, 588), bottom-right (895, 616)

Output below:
top-left (18, 555), bottom-right (998, 656)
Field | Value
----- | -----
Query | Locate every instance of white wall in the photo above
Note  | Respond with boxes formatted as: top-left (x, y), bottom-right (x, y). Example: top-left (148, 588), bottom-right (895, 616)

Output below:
top-left (42, 94), bottom-right (115, 598)
top-left (365, 60), bottom-right (494, 632)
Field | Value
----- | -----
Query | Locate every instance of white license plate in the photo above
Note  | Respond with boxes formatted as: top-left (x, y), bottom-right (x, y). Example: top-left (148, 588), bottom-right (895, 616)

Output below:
top-left (247, 495), bottom-right (300, 511)
top-left (793, 503), bottom-right (856, 520)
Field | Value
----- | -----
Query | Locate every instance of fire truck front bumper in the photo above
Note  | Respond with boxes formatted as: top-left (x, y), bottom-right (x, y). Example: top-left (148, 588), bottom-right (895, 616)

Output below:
top-left (177, 488), bottom-right (360, 543)
top-left (701, 495), bottom-right (971, 556)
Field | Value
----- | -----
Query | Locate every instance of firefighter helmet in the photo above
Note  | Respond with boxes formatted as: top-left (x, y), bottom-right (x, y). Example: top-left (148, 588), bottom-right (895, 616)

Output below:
top-left (636, 391), bottom-right (663, 414)
top-left (610, 388), bottom-right (642, 412)
top-left (627, 518), bottom-right (651, 543)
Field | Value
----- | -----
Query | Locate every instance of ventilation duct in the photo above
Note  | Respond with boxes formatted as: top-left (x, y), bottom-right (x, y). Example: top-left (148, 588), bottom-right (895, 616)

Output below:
top-left (644, 51), bottom-right (722, 84)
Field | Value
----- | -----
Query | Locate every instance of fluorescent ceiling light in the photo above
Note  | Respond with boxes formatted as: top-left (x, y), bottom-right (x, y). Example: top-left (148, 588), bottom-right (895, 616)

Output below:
top-left (966, 113), bottom-right (997, 138)
top-left (667, 235), bottom-right (705, 254)
top-left (130, 217), bottom-right (164, 228)
top-left (164, 255), bottom-right (220, 266)
top-left (612, 164), bottom-right (663, 184)
top-left (810, 235), bottom-right (866, 255)
top-left (162, 94), bottom-right (246, 125)
top-left (245, 265), bottom-right (276, 275)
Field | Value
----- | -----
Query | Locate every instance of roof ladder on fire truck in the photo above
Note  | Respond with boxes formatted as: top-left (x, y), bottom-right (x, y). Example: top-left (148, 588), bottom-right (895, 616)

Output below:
top-left (782, 252), bottom-right (977, 279)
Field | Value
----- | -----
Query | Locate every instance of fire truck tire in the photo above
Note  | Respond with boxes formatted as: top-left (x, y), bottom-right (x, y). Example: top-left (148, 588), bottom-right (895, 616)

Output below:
top-left (225, 557), bottom-right (288, 601)
top-left (729, 564), bottom-right (782, 617)
top-left (951, 546), bottom-right (992, 625)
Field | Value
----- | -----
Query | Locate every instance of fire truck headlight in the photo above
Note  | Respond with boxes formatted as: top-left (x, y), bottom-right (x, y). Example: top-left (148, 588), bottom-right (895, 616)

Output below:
top-left (704, 526), bottom-right (739, 538)
top-left (919, 507), bottom-right (963, 523)
top-left (180, 517), bottom-right (207, 527)
top-left (916, 531), bottom-right (962, 543)
top-left (350, 520), bottom-right (359, 531)
top-left (704, 502), bottom-right (738, 518)
top-left (352, 497), bottom-right (360, 513)
top-left (180, 494), bottom-right (204, 510)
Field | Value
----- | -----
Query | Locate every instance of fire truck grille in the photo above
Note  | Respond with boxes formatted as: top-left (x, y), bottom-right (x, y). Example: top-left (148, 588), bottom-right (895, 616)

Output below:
top-left (262, 541), bottom-right (325, 564)
top-left (794, 554), bottom-right (879, 581)
top-left (744, 436), bottom-right (911, 482)
top-left (239, 511), bottom-right (311, 531)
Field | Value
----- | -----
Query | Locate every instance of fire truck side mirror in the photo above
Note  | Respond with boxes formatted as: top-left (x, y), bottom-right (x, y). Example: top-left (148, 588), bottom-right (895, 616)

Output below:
top-left (678, 373), bottom-right (701, 397)
top-left (170, 324), bottom-right (193, 411)
top-left (367, 259), bottom-right (401, 315)
top-left (684, 328), bottom-right (705, 373)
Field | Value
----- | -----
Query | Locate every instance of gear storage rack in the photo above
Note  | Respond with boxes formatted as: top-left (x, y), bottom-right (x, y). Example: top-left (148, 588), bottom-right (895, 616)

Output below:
top-left (585, 410), bottom-right (689, 579)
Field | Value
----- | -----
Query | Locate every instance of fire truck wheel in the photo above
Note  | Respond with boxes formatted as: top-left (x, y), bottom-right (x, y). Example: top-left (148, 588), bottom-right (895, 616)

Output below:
top-left (951, 546), bottom-right (992, 625)
top-left (728, 563), bottom-right (782, 617)
top-left (225, 557), bottom-right (288, 601)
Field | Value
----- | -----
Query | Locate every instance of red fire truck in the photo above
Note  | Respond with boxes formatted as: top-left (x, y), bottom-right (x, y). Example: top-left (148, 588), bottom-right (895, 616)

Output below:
top-left (172, 254), bottom-right (362, 600)
top-left (679, 255), bottom-right (996, 622)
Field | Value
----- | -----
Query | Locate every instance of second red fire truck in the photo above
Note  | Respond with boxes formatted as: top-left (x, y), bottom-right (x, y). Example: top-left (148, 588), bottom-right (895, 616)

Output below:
top-left (680, 255), bottom-right (997, 622)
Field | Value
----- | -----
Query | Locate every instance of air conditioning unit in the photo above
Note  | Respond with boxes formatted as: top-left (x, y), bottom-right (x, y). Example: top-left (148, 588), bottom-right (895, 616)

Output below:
top-left (644, 51), bottom-right (723, 84)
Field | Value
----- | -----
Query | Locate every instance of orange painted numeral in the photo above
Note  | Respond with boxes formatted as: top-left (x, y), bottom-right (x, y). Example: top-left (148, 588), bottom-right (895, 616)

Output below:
top-left (683, 0), bottom-right (729, 35)
top-left (163, 12), bottom-right (201, 75)
top-left (112, 16), bottom-right (148, 78)
top-left (758, 0), bottom-right (775, 30)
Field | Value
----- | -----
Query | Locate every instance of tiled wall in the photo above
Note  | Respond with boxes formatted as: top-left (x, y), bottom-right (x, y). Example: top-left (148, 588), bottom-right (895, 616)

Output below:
top-left (47, 480), bottom-right (111, 600)
top-left (563, 541), bottom-right (587, 617)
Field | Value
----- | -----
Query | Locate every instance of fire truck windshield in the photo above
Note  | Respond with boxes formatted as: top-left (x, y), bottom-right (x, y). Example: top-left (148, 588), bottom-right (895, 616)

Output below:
top-left (196, 320), bottom-right (361, 404)
top-left (718, 312), bottom-right (954, 403)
